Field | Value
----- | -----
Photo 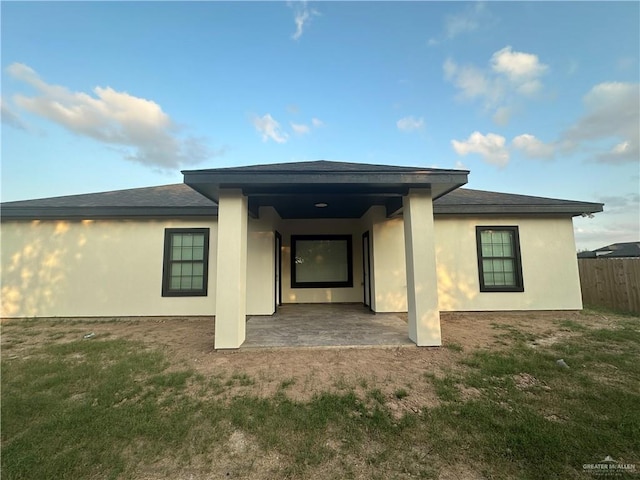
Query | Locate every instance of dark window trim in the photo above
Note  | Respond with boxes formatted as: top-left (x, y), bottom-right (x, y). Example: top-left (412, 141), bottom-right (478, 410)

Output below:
top-left (291, 234), bottom-right (353, 289)
top-left (162, 228), bottom-right (210, 297)
top-left (475, 226), bottom-right (524, 293)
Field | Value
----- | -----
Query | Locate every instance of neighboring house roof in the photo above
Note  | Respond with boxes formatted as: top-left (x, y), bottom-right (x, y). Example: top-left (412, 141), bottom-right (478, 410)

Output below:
top-left (578, 242), bottom-right (640, 258)
top-left (1, 184), bottom-right (604, 220)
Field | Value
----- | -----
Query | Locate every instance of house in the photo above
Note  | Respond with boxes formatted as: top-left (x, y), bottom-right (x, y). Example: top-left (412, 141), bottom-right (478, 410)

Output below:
top-left (577, 242), bottom-right (640, 259)
top-left (0, 160), bottom-right (603, 348)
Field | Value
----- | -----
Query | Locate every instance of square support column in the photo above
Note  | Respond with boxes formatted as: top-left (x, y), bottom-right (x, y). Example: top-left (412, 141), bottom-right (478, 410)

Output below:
top-left (403, 189), bottom-right (442, 346)
top-left (214, 189), bottom-right (248, 349)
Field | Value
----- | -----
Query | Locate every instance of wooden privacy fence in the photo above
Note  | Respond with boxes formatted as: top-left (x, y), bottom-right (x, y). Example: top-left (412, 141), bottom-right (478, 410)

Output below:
top-left (578, 258), bottom-right (640, 314)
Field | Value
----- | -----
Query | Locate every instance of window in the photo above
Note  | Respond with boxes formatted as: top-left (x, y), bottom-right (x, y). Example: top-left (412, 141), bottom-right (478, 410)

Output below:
top-left (476, 226), bottom-right (524, 292)
top-left (291, 235), bottom-right (353, 288)
top-left (162, 228), bottom-right (210, 296)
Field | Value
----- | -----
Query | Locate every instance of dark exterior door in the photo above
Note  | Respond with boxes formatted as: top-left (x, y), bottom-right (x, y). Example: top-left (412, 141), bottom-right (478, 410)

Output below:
top-left (275, 231), bottom-right (282, 309)
top-left (362, 231), bottom-right (372, 310)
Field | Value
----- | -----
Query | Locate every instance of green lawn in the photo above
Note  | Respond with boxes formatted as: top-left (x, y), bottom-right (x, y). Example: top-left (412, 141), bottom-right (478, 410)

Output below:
top-left (2, 311), bottom-right (639, 479)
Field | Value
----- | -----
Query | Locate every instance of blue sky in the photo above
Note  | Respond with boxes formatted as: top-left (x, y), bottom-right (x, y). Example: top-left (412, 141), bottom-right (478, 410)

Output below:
top-left (1, 1), bottom-right (638, 250)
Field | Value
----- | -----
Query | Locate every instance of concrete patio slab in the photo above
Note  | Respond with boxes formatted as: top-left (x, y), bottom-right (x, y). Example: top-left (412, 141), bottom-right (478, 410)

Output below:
top-left (242, 304), bottom-right (414, 348)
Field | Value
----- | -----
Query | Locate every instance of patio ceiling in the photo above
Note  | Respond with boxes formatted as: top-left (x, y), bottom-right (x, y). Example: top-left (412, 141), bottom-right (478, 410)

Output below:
top-left (248, 191), bottom-right (402, 219)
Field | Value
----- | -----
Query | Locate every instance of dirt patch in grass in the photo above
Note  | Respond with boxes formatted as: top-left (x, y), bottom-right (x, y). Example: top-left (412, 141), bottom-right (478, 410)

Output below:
top-left (3, 309), bottom-right (637, 480)
top-left (512, 372), bottom-right (549, 391)
top-left (0, 310), bottom-right (607, 406)
top-left (0, 309), bottom-right (611, 428)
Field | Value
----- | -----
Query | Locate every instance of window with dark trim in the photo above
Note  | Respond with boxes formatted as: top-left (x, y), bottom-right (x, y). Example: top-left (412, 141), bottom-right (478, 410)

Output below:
top-left (476, 226), bottom-right (524, 292)
top-left (291, 235), bottom-right (353, 288)
top-left (162, 228), bottom-right (210, 297)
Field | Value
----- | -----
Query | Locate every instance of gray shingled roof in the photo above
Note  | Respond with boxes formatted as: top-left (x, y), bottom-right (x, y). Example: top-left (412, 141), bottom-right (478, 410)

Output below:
top-left (1, 184), bottom-right (213, 208)
top-left (183, 160), bottom-right (463, 174)
top-left (433, 188), bottom-right (603, 215)
top-left (0, 184), bottom-right (217, 219)
top-left (0, 183), bottom-right (603, 219)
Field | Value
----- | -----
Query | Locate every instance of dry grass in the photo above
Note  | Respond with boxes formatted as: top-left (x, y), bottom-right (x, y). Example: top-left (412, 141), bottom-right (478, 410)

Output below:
top-left (2, 309), bottom-right (639, 479)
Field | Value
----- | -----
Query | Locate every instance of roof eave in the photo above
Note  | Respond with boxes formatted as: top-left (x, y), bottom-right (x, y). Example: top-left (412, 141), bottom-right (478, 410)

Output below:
top-left (0, 206), bottom-right (218, 220)
top-left (433, 203), bottom-right (604, 216)
top-left (184, 170), bottom-right (467, 183)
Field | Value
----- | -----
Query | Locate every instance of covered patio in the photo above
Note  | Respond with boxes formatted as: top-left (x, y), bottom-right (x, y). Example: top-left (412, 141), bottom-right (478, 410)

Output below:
top-left (242, 304), bottom-right (414, 348)
top-left (183, 161), bottom-right (469, 349)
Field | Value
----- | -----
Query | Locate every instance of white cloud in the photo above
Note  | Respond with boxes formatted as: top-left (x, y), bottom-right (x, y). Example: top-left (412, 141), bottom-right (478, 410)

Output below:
top-left (575, 191), bottom-right (639, 251)
top-left (457, 82), bottom-right (639, 166)
top-left (429, 2), bottom-right (495, 45)
top-left (252, 113), bottom-right (288, 143)
top-left (444, 2), bottom-right (491, 40)
top-left (616, 56), bottom-right (636, 71)
top-left (443, 58), bottom-right (498, 103)
top-left (396, 116), bottom-right (425, 132)
top-left (291, 122), bottom-right (310, 135)
top-left (0, 96), bottom-right (27, 130)
top-left (289, 117), bottom-right (323, 136)
top-left (492, 106), bottom-right (512, 126)
top-left (612, 141), bottom-right (630, 154)
top-left (444, 7), bottom-right (481, 39)
top-left (7, 63), bottom-right (213, 169)
top-left (597, 193), bottom-right (640, 215)
top-left (574, 217), bottom-right (640, 251)
top-left (451, 131), bottom-right (509, 167)
top-left (512, 134), bottom-right (555, 159)
top-left (454, 160), bottom-right (467, 170)
top-left (452, 131), bottom-right (555, 165)
top-left (491, 46), bottom-right (547, 87)
top-left (290, 1), bottom-right (319, 41)
top-left (564, 82), bottom-right (639, 164)
top-left (444, 46), bottom-right (548, 125)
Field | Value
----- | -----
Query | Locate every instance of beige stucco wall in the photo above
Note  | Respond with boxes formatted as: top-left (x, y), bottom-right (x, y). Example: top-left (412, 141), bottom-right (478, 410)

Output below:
top-left (1, 212), bottom-right (583, 318)
top-left (434, 216), bottom-right (583, 311)
top-left (0, 216), bottom-right (280, 318)
top-left (246, 210), bottom-right (277, 315)
top-left (369, 213), bottom-right (408, 313)
top-left (1, 218), bottom-right (218, 318)
top-left (359, 212), bottom-right (583, 312)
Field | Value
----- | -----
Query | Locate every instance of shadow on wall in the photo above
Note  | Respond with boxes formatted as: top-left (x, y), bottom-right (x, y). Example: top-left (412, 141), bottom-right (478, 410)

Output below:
top-left (1, 219), bottom-right (164, 317)
top-left (372, 218), bottom-right (407, 312)
top-left (376, 274), bottom-right (408, 312)
top-left (435, 244), bottom-right (479, 311)
top-left (2, 220), bottom-right (79, 317)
